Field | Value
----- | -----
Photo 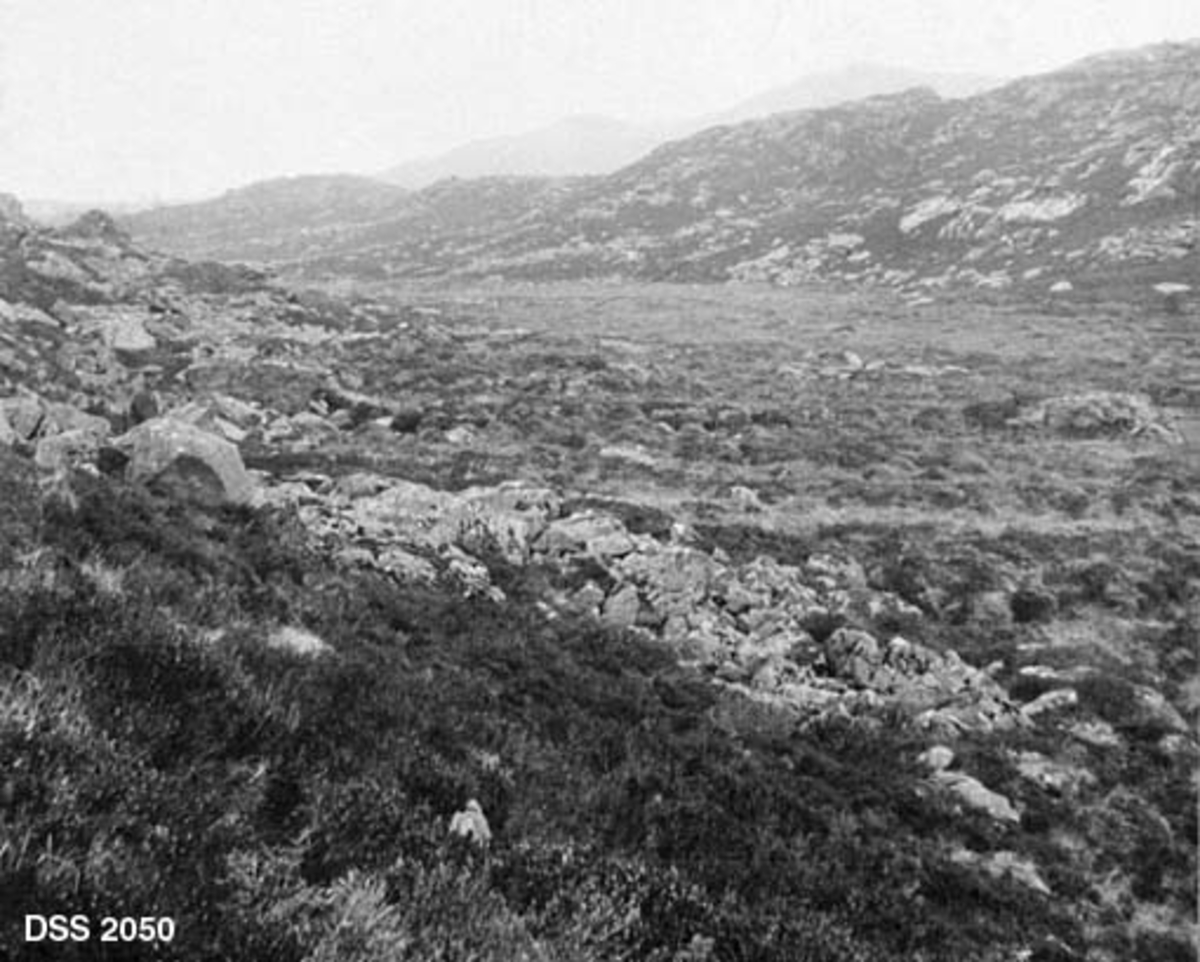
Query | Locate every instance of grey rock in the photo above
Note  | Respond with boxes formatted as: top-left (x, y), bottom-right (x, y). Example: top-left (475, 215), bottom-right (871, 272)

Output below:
top-left (1020, 688), bottom-right (1078, 719)
top-left (1, 396), bottom-right (46, 440)
top-left (950, 848), bottom-right (1050, 895)
top-left (1014, 751), bottom-right (1095, 794)
top-left (602, 583), bottom-right (641, 628)
top-left (537, 512), bottom-right (635, 559)
top-left (824, 628), bottom-right (882, 684)
top-left (117, 417), bottom-right (256, 506)
top-left (917, 745), bottom-right (956, 772)
top-left (933, 770), bottom-right (1021, 823)
top-left (35, 427), bottom-right (108, 472)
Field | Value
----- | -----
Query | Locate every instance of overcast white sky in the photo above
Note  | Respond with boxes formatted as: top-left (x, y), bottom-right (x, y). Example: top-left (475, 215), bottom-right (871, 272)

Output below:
top-left (2, 0), bottom-right (1198, 203)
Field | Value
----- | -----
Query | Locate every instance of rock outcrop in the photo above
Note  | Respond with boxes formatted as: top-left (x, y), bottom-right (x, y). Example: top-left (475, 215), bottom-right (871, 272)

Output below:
top-left (116, 417), bottom-right (256, 506)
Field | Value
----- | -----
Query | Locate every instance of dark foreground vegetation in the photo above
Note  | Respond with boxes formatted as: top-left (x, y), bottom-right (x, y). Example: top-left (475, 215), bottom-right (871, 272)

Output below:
top-left (1, 450), bottom-right (1194, 962)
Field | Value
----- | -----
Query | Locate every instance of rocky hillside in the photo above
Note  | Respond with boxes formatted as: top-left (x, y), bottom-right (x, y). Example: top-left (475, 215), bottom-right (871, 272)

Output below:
top-left (378, 68), bottom-right (1000, 189)
top-left (125, 41), bottom-right (1199, 298)
top-left (125, 174), bottom-right (411, 263)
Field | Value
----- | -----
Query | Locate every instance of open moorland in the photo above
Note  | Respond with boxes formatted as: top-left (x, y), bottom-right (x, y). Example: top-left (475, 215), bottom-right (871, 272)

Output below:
top-left (1, 36), bottom-right (1198, 962)
top-left (0, 192), bottom-right (1196, 961)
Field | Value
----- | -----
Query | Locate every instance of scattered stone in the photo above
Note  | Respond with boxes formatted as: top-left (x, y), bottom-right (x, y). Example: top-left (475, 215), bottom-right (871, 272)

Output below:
top-left (1069, 719), bottom-right (1122, 748)
top-left (950, 848), bottom-right (1051, 895)
top-left (266, 626), bottom-right (331, 657)
top-left (971, 590), bottom-right (1013, 628)
top-left (448, 799), bottom-right (492, 847)
top-left (1, 395), bottom-right (47, 440)
top-left (602, 583), bottom-right (641, 628)
top-left (1014, 751), bottom-right (1095, 794)
top-left (538, 513), bottom-right (635, 559)
top-left (932, 770), bottom-right (1021, 823)
top-left (1020, 688), bottom-right (1078, 719)
top-left (34, 427), bottom-right (108, 473)
top-left (918, 745), bottom-right (956, 772)
top-left (824, 628), bottom-right (882, 685)
top-left (445, 425), bottom-right (476, 445)
top-left (1128, 685), bottom-right (1188, 734)
top-left (729, 485), bottom-right (765, 512)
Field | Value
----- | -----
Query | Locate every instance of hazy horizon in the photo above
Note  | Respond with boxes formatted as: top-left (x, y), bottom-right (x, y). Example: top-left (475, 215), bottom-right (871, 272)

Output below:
top-left (2, 0), bottom-right (1199, 205)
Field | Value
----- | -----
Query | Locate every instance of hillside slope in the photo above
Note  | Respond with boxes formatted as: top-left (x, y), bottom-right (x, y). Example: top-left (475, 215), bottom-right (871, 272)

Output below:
top-left (378, 68), bottom-right (1001, 189)
top-left (124, 41), bottom-right (1199, 297)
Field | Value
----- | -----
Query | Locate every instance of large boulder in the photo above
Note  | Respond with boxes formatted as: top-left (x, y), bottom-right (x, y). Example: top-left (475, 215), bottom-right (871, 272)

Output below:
top-left (0, 394), bottom-right (112, 443)
top-left (35, 428), bottom-right (108, 473)
top-left (1, 395), bottom-right (47, 440)
top-left (116, 417), bottom-right (256, 506)
top-left (932, 770), bottom-right (1021, 824)
top-left (536, 512), bottom-right (636, 559)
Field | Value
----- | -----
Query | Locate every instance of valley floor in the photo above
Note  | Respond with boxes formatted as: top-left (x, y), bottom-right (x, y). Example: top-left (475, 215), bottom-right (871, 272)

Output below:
top-left (3, 271), bottom-right (1197, 961)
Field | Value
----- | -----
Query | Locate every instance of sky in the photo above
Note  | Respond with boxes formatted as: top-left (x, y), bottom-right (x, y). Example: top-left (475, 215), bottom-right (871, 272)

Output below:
top-left (1, 0), bottom-right (1198, 204)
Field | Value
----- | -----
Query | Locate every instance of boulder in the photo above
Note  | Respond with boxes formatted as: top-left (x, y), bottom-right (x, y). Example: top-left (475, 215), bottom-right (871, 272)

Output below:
top-left (824, 628), bottom-right (882, 683)
top-left (1, 396), bottom-right (46, 440)
top-left (933, 770), bottom-right (1021, 823)
top-left (537, 512), bottom-right (635, 559)
top-left (1014, 751), bottom-right (1095, 795)
top-left (449, 800), bottom-right (492, 847)
top-left (1069, 719), bottom-right (1122, 748)
top-left (917, 745), bottom-right (956, 772)
top-left (209, 393), bottom-right (261, 427)
top-left (266, 626), bottom-right (331, 657)
top-left (950, 849), bottom-right (1050, 895)
top-left (971, 590), bottom-right (1013, 628)
top-left (601, 583), bottom-right (641, 629)
top-left (41, 404), bottom-right (111, 440)
top-left (1128, 685), bottom-right (1188, 734)
top-left (1020, 688), bottom-right (1077, 719)
top-left (117, 417), bottom-right (256, 506)
top-left (35, 427), bottom-right (108, 472)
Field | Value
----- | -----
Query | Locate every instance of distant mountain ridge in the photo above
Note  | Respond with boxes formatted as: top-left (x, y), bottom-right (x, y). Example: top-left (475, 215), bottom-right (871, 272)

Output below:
top-left (706, 63), bottom-right (1001, 126)
top-left (379, 65), bottom-right (1003, 188)
top-left (382, 115), bottom-right (665, 188)
top-left (124, 41), bottom-right (1199, 297)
